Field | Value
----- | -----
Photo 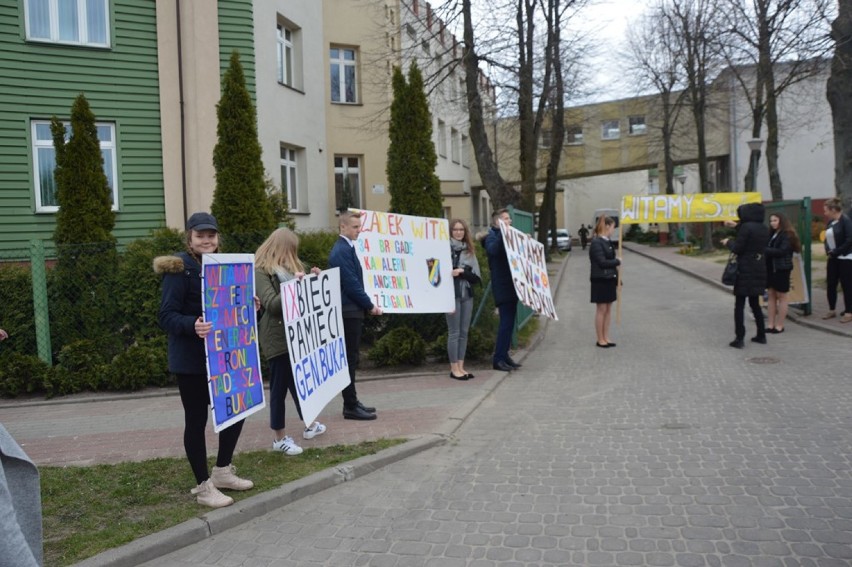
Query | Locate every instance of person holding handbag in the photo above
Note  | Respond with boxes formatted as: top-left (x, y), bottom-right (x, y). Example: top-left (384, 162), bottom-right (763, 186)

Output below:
top-left (764, 212), bottom-right (801, 333)
top-left (589, 215), bottom-right (621, 348)
top-left (721, 203), bottom-right (769, 348)
top-left (255, 228), bottom-right (326, 456)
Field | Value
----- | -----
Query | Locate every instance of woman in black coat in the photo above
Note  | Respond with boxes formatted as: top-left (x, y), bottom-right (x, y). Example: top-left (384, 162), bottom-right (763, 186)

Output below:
top-left (721, 203), bottom-right (770, 348)
top-left (764, 212), bottom-right (800, 333)
top-left (589, 215), bottom-right (621, 348)
top-left (821, 197), bottom-right (852, 321)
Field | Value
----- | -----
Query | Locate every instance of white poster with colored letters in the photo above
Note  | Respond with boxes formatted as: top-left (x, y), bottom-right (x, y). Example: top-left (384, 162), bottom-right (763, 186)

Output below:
top-left (352, 209), bottom-right (455, 313)
top-left (499, 222), bottom-right (558, 320)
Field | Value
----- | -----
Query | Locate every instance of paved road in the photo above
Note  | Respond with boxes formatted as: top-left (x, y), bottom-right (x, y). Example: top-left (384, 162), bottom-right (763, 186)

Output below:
top-left (143, 249), bottom-right (852, 567)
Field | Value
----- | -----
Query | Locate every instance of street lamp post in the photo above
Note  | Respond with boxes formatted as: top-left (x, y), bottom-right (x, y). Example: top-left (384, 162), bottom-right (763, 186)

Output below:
top-left (746, 138), bottom-right (764, 191)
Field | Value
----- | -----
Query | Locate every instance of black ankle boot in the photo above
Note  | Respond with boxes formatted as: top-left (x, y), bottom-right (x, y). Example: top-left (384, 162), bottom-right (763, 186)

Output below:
top-left (729, 339), bottom-right (744, 349)
top-left (751, 335), bottom-right (767, 344)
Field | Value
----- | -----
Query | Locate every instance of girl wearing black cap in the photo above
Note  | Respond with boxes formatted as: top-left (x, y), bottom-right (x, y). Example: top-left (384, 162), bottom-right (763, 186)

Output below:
top-left (153, 212), bottom-right (253, 508)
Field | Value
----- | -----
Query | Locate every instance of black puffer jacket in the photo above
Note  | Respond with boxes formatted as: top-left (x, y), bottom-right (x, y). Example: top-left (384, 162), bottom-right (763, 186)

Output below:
top-left (726, 203), bottom-right (769, 297)
top-left (589, 236), bottom-right (620, 280)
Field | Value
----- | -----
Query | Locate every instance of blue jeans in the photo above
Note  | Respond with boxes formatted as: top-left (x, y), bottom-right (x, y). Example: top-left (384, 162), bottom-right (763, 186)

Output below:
top-left (446, 296), bottom-right (473, 362)
top-left (493, 300), bottom-right (517, 365)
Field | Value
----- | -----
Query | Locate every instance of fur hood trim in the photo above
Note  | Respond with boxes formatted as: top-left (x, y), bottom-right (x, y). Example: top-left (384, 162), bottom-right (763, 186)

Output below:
top-left (153, 255), bottom-right (185, 275)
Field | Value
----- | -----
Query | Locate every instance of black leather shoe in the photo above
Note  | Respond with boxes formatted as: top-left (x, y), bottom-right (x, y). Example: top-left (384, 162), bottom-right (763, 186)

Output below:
top-left (751, 335), bottom-right (767, 344)
top-left (450, 372), bottom-right (469, 381)
top-left (356, 401), bottom-right (376, 414)
top-left (464, 373), bottom-right (475, 379)
top-left (492, 361), bottom-right (513, 372)
top-left (343, 406), bottom-right (377, 420)
top-left (506, 358), bottom-right (522, 368)
top-left (729, 339), bottom-right (744, 349)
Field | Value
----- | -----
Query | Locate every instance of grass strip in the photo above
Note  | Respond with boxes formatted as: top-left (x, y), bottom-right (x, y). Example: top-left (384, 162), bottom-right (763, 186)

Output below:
top-left (40, 439), bottom-right (404, 566)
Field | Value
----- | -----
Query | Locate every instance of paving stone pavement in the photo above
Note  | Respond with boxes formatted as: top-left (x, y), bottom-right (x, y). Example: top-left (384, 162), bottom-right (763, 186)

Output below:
top-left (140, 249), bottom-right (852, 567)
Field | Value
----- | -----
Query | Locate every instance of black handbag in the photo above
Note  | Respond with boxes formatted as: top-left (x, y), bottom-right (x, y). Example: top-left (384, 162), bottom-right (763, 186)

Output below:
top-left (721, 253), bottom-right (738, 286)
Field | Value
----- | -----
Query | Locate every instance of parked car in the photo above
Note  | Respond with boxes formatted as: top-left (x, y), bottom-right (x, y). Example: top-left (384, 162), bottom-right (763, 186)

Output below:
top-left (555, 228), bottom-right (572, 251)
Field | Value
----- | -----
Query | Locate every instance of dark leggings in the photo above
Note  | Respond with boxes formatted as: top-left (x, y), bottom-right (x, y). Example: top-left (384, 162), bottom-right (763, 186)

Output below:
top-left (269, 354), bottom-right (304, 430)
top-left (825, 258), bottom-right (852, 313)
top-left (176, 373), bottom-right (245, 484)
top-left (734, 295), bottom-right (765, 340)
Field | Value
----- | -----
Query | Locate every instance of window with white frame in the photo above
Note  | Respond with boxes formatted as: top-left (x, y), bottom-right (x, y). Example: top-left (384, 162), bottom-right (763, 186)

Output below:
top-left (405, 23), bottom-right (416, 41)
top-left (450, 127), bottom-right (460, 163)
top-left (437, 120), bottom-right (447, 157)
top-left (539, 129), bottom-right (552, 148)
top-left (280, 146), bottom-right (300, 212)
top-left (601, 119), bottom-right (620, 140)
top-left (334, 156), bottom-right (361, 210)
top-left (276, 24), bottom-right (294, 87)
top-left (629, 115), bottom-right (647, 135)
top-left (461, 134), bottom-right (469, 168)
top-left (330, 47), bottom-right (358, 103)
top-left (566, 125), bottom-right (583, 145)
top-left (32, 120), bottom-right (118, 212)
top-left (25, 0), bottom-right (110, 47)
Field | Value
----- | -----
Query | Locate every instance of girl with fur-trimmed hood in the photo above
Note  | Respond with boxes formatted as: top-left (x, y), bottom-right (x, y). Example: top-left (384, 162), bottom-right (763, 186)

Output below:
top-left (153, 212), bottom-right (253, 508)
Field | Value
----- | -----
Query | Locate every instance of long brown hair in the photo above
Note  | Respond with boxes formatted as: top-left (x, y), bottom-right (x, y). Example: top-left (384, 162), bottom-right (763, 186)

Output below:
top-left (770, 212), bottom-right (801, 253)
top-left (592, 215), bottom-right (614, 237)
top-left (449, 218), bottom-right (474, 251)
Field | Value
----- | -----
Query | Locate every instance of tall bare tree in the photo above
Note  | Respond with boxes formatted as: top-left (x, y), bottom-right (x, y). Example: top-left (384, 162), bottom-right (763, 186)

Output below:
top-left (720, 0), bottom-right (833, 199)
top-left (623, 1), bottom-right (688, 195)
top-left (827, 0), bottom-right (852, 204)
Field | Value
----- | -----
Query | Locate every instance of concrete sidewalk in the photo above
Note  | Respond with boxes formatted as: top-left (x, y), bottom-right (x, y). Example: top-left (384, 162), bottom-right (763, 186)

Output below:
top-left (623, 241), bottom-right (852, 339)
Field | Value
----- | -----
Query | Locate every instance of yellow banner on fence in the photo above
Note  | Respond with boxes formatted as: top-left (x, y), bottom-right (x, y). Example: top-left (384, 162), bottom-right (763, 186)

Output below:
top-left (620, 193), bottom-right (762, 225)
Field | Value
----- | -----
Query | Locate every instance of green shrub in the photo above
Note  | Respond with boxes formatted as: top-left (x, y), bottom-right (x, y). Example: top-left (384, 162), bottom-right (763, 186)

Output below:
top-left (116, 228), bottom-right (184, 342)
top-left (369, 327), bottom-right (426, 366)
top-left (107, 337), bottom-right (170, 391)
top-left (47, 339), bottom-right (111, 395)
top-left (0, 264), bottom-right (37, 357)
top-left (0, 351), bottom-right (50, 398)
top-left (297, 230), bottom-right (339, 271)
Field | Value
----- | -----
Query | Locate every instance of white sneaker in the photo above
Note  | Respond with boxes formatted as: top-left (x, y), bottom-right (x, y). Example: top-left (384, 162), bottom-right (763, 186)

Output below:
top-left (272, 435), bottom-right (303, 455)
top-left (191, 479), bottom-right (233, 508)
top-left (303, 421), bottom-right (327, 440)
top-left (210, 464), bottom-right (254, 491)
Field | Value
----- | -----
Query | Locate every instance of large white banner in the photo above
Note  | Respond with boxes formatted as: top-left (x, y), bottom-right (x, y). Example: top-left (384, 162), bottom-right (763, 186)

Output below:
top-left (499, 222), bottom-right (558, 320)
top-left (281, 268), bottom-right (349, 427)
top-left (353, 209), bottom-right (455, 313)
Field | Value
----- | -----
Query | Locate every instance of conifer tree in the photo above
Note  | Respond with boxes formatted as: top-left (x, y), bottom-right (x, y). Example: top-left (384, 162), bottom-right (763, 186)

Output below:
top-left (211, 51), bottom-right (276, 251)
top-left (50, 93), bottom-right (118, 354)
top-left (387, 63), bottom-right (442, 217)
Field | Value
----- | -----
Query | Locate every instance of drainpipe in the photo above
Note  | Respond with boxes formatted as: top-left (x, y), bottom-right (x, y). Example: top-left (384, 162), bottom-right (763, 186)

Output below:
top-left (729, 72), bottom-right (738, 192)
top-left (176, 0), bottom-right (188, 219)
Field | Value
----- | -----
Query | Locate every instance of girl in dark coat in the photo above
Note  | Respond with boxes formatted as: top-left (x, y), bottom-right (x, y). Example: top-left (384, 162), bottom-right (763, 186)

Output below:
top-left (764, 212), bottom-right (801, 333)
top-left (589, 215), bottom-right (621, 348)
top-left (721, 203), bottom-right (769, 348)
top-left (154, 212), bottom-right (253, 508)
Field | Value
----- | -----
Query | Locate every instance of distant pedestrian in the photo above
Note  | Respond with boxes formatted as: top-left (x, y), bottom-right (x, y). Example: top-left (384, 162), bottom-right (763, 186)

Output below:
top-left (155, 212), bottom-right (254, 508)
top-left (821, 198), bottom-right (852, 322)
top-left (485, 209), bottom-right (522, 372)
top-left (721, 203), bottom-right (769, 348)
top-left (764, 212), bottom-right (801, 333)
top-left (255, 228), bottom-right (326, 456)
top-left (578, 224), bottom-right (590, 250)
top-left (447, 219), bottom-right (481, 380)
top-left (589, 215), bottom-right (620, 348)
top-left (328, 210), bottom-right (382, 420)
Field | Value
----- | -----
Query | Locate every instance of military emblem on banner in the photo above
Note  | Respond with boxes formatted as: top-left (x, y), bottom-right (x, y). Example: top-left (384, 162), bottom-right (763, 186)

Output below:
top-left (426, 258), bottom-right (441, 287)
